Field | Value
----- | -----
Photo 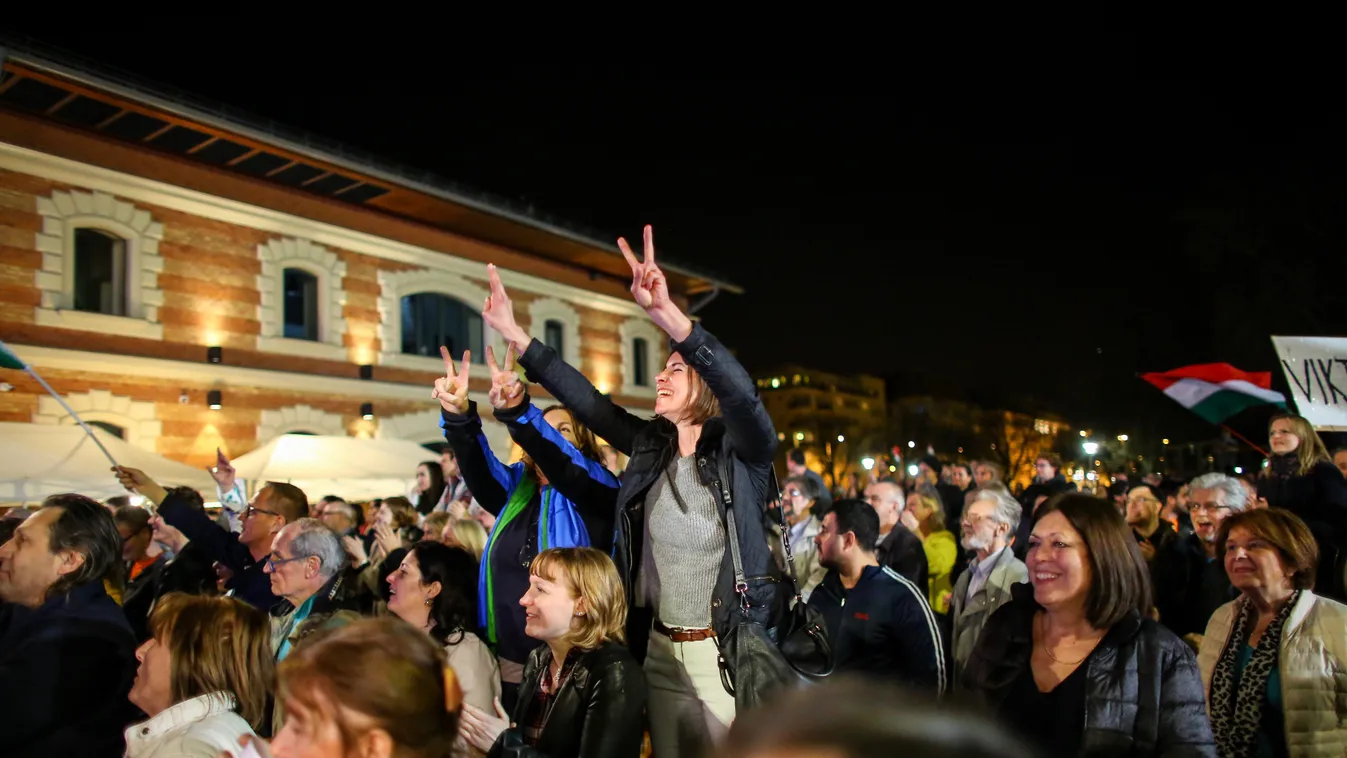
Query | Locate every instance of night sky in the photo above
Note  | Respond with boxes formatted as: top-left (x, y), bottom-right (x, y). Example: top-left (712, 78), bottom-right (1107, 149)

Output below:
top-left (8, 28), bottom-right (1345, 445)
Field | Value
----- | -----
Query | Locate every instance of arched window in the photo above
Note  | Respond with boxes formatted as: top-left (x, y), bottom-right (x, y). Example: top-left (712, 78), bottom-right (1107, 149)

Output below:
top-left (88, 421), bottom-right (126, 439)
top-left (401, 293), bottom-right (484, 362)
top-left (544, 319), bottom-right (565, 355)
top-left (72, 229), bottom-right (128, 316)
top-left (282, 268), bottom-right (320, 341)
top-left (633, 338), bottom-right (650, 387)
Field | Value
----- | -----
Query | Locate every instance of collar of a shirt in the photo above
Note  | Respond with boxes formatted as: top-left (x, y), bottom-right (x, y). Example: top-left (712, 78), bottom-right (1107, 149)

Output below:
top-left (125, 692), bottom-right (237, 746)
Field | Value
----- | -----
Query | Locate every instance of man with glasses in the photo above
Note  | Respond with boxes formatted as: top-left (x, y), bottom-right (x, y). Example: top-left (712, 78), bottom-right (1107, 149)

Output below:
top-left (113, 504), bottom-right (161, 640)
top-left (1152, 473), bottom-right (1246, 650)
top-left (264, 518), bottom-right (358, 662)
top-left (114, 466), bottom-right (308, 611)
top-left (949, 488), bottom-right (1027, 680)
top-left (1124, 484), bottom-right (1177, 563)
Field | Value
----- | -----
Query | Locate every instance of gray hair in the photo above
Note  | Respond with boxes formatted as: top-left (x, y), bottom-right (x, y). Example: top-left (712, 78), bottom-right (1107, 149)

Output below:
top-left (326, 501), bottom-right (358, 525)
top-left (285, 518), bottom-right (347, 580)
top-left (1188, 473), bottom-right (1248, 513)
top-left (969, 487), bottom-right (1023, 532)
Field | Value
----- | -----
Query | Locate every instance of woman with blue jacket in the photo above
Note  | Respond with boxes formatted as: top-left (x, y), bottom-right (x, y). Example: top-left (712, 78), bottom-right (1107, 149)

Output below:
top-left (432, 345), bottom-right (619, 710)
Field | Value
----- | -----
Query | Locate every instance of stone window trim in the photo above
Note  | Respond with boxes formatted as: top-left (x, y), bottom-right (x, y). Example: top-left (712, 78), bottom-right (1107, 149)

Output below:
top-left (32, 389), bottom-right (162, 450)
top-left (256, 237), bottom-right (348, 362)
top-left (257, 404), bottom-right (347, 442)
top-left (527, 297), bottom-right (582, 367)
top-left (376, 268), bottom-right (505, 372)
top-left (33, 189), bottom-right (165, 340)
top-left (618, 317), bottom-right (666, 399)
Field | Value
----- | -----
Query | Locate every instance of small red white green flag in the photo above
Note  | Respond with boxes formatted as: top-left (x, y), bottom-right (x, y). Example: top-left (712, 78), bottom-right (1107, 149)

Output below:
top-left (1142, 363), bottom-right (1287, 425)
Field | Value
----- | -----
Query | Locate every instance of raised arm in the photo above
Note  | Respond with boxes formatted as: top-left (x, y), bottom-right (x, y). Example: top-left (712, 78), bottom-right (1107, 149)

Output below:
top-left (433, 346), bottom-right (522, 516)
top-left (496, 397), bottom-right (620, 518)
top-left (480, 264), bottom-right (646, 454)
top-left (620, 225), bottom-right (776, 464)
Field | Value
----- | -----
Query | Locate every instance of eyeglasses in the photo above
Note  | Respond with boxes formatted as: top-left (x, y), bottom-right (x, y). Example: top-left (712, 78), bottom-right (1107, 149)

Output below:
top-left (265, 554), bottom-right (311, 571)
top-left (785, 489), bottom-right (804, 498)
top-left (120, 525), bottom-right (149, 545)
top-left (247, 505), bottom-right (281, 519)
top-left (1190, 502), bottom-right (1231, 514)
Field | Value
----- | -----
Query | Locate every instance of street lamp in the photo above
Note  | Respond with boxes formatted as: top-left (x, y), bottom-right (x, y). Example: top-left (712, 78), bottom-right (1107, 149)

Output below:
top-left (907, 440), bottom-right (916, 449)
top-left (794, 432), bottom-right (805, 441)
top-left (1117, 434), bottom-right (1128, 442)
top-left (1082, 441), bottom-right (1099, 455)
top-left (837, 435), bottom-right (845, 442)
top-left (1079, 430), bottom-right (1087, 437)
top-left (861, 457), bottom-right (875, 471)
top-left (907, 464), bottom-right (919, 477)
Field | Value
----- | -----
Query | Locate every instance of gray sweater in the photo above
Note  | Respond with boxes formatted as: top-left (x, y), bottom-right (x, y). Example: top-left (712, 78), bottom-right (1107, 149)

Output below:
top-left (638, 454), bottom-right (726, 629)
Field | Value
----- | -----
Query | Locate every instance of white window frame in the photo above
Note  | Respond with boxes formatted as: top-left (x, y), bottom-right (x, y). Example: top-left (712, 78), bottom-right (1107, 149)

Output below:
top-left (33, 189), bottom-right (165, 340)
top-left (32, 389), bottom-right (162, 450)
top-left (527, 297), bottom-right (582, 367)
top-left (376, 268), bottom-right (505, 372)
top-left (257, 404), bottom-right (347, 442)
top-left (256, 237), bottom-right (348, 361)
top-left (618, 317), bottom-right (665, 399)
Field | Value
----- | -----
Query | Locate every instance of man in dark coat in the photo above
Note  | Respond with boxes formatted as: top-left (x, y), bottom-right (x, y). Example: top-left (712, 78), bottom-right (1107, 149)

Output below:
top-left (0, 493), bottom-right (138, 757)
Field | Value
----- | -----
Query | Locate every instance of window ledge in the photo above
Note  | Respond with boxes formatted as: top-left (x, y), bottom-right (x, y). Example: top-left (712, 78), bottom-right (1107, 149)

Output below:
top-left (380, 351), bottom-right (462, 373)
top-left (256, 336), bottom-right (348, 362)
top-left (34, 307), bottom-right (164, 340)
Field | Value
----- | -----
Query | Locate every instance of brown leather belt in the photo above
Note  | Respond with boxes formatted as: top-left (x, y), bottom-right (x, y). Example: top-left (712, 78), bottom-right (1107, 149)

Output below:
top-left (654, 620), bottom-right (716, 643)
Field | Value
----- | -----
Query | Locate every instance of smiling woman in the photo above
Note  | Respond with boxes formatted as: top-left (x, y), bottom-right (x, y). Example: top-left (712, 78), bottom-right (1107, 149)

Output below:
top-left (962, 494), bottom-right (1216, 757)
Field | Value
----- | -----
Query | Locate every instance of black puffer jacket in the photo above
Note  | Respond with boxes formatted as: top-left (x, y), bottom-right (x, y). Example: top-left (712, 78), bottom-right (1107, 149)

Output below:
top-left (519, 323), bottom-right (786, 659)
top-left (489, 641), bottom-right (646, 758)
top-left (961, 584), bottom-right (1216, 757)
top-left (1258, 456), bottom-right (1347, 599)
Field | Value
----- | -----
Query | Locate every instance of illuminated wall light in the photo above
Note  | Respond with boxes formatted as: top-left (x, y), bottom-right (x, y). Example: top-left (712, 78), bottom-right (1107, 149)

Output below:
top-left (361, 402), bottom-right (375, 421)
top-left (207, 346), bottom-right (222, 364)
top-left (207, 390), bottom-right (222, 410)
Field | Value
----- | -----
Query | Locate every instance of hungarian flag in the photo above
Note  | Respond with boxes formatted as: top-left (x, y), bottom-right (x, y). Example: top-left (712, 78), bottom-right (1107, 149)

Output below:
top-left (1142, 364), bottom-right (1286, 425)
top-left (0, 341), bottom-right (26, 371)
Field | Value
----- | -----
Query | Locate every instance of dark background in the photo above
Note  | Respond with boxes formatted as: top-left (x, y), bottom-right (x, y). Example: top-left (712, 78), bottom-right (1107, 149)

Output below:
top-left (7, 27), bottom-right (1344, 448)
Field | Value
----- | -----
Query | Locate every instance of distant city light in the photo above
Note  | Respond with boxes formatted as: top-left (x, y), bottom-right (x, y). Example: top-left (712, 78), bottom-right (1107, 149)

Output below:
top-left (1117, 434), bottom-right (1129, 442)
top-left (1082, 442), bottom-right (1099, 455)
top-left (1162, 438), bottom-right (1170, 445)
top-left (907, 441), bottom-right (916, 449)
top-left (907, 464), bottom-right (919, 477)
top-left (1079, 430), bottom-right (1087, 437)
top-left (889, 465), bottom-right (897, 473)
top-left (1234, 466), bottom-right (1244, 474)
top-left (1086, 472), bottom-right (1097, 481)
top-left (771, 378), bottom-right (780, 388)
top-left (861, 457), bottom-right (875, 471)
top-left (837, 435), bottom-right (845, 442)
top-left (1073, 469), bottom-right (1085, 481)
top-left (795, 432), bottom-right (805, 441)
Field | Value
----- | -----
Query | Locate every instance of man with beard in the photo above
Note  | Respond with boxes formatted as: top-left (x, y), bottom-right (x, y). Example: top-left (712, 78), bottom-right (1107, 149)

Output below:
top-left (807, 499), bottom-right (945, 694)
top-left (949, 488), bottom-right (1028, 679)
top-left (1151, 473), bottom-right (1245, 650)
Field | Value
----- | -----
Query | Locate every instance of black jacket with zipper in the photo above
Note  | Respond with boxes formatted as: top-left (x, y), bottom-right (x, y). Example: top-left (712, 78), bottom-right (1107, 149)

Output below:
top-left (518, 323), bottom-right (787, 660)
top-left (488, 641), bottom-right (646, 758)
top-left (961, 583), bottom-right (1216, 757)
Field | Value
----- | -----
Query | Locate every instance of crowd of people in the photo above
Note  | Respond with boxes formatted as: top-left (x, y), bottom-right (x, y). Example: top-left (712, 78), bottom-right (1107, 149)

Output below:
top-left (1, 226), bottom-right (1346, 758)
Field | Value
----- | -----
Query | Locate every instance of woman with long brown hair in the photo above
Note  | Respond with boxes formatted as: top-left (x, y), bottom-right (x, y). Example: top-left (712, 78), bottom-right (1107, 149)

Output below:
top-left (123, 593), bottom-right (273, 757)
top-left (1258, 412), bottom-right (1347, 599)
top-left (432, 345), bottom-right (619, 710)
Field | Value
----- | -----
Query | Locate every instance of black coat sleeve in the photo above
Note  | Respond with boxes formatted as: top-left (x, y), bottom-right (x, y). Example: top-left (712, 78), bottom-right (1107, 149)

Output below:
top-left (670, 322), bottom-right (777, 465)
top-left (1154, 636), bottom-right (1218, 757)
top-left (158, 489), bottom-right (253, 574)
top-left (519, 338), bottom-right (648, 457)
top-left (494, 398), bottom-right (620, 521)
top-left (440, 403), bottom-right (523, 517)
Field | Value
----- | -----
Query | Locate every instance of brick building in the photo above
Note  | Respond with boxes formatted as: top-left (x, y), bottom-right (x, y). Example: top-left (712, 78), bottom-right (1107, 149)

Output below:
top-left (0, 43), bottom-right (734, 472)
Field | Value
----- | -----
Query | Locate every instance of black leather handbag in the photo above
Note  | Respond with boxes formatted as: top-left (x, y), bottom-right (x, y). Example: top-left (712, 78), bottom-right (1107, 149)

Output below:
top-left (709, 464), bottom-right (832, 710)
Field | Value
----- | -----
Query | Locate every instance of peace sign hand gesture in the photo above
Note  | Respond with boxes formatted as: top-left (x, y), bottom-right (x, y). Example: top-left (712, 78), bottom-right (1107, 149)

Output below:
top-left (432, 347), bottom-right (472, 414)
top-left (619, 225), bottom-right (693, 341)
top-left (618, 225), bottom-right (672, 312)
top-left (485, 344), bottom-right (525, 411)
top-left (482, 264), bottom-right (531, 352)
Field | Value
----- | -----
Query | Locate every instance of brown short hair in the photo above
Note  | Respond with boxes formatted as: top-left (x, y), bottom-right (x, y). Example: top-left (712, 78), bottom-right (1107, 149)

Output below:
top-left (279, 617), bottom-right (461, 758)
top-left (264, 482), bottom-right (309, 523)
top-left (422, 512), bottom-right (450, 540)
top-left (1034, 494), bottom-right (1151, 628)
top-left (1036, 452), bottom-right (1063, 471)
top-left (683, 363), bottom-right (722, 426)
top-left (149, 593), bottom-right (274, 729)
top-left (538, 404), bottom-right (604, 462)
top-left (1216, 508), bottom-right (1319, 590)
top-left (381, 497), bottom-right (419, 530)
top-left (530, 547), bottom-right (627, 649)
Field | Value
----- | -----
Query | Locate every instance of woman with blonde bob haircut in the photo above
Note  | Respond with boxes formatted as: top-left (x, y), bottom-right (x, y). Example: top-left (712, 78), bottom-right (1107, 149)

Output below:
top-left (123, 593), bottom-right (273, 757)
top-left (459, 547), bottom-right (647, 758)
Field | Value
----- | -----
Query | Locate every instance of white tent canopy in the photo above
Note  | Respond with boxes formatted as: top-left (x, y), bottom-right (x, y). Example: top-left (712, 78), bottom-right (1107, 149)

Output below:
top-left (231, 434), bottom-right (436, 502)
top-left (0, 422), bottom-right (216, 504)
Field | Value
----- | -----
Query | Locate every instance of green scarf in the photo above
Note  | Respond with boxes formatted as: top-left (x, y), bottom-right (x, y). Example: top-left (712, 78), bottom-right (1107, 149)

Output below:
top-left (483, 475), bottom-right (537, 645)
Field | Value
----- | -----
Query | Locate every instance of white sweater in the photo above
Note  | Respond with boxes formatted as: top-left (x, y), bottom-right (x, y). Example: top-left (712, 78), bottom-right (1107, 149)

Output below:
top-left (1198, 591), bottom-right (1347, 758)
top-left (124, 692), bottom-right (256, 758)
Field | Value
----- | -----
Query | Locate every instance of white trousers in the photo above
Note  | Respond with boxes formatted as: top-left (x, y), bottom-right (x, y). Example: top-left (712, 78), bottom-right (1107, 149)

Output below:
top-left (644, 629), bottom-right (736, 758)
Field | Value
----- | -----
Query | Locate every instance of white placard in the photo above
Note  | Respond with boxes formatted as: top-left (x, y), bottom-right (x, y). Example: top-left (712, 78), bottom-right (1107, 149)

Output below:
top-left (1271, 336), bottom-right (1347, 431)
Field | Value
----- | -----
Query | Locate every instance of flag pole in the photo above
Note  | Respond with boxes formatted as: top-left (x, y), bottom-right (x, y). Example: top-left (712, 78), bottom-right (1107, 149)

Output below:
top-left (0, 339), bottom-right (120, 469)
top-left (1221, 424), bottom-right (1270, 458)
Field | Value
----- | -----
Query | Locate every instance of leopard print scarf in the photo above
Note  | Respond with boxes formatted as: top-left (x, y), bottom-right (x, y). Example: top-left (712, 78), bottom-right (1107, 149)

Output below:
top-left (1209, 591), bottom-right (1300, 758)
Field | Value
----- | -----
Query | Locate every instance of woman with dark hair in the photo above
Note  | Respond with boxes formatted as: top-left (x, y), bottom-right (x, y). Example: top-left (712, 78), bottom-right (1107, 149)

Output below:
top-left (387, 541), bottom-right (500, 757)
top-left (1258, 413), bottom-right (1347, 600)
top-left (962, 494), bottom-right (1215, 756)
top-left (475, 227), bottom-right (784, 757)
top-left (1197, 508), bottom-right (1347, 758)
top-left (432, 346), bottom-right (619, 710)
top-left (414, 460), bottom-right (448, 516)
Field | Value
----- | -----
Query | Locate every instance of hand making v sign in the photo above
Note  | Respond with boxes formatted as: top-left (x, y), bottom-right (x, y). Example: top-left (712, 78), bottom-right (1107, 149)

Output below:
top-left (485, 344), bottom-right (525, 411)
top-left (617, 225), bottom-right (692, 341)
top-left (431, 347), bottom-right (472, 414)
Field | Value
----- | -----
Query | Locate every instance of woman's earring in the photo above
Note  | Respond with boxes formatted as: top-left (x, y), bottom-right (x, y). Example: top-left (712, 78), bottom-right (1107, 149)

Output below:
top-left (425, 596), bottom-right (433, 607)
